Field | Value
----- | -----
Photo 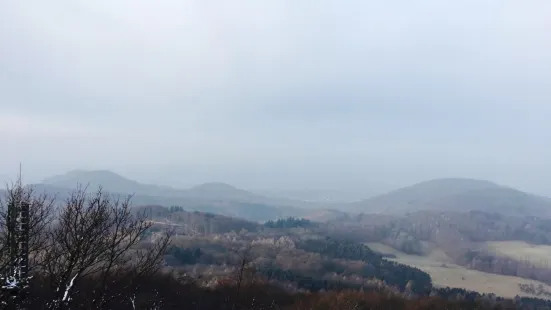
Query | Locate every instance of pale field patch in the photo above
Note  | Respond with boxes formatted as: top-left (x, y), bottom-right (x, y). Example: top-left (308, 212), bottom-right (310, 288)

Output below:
top-left (485, 241), bottom-right (551, 269)
top-left (366, 242), bottom-right (551, 299)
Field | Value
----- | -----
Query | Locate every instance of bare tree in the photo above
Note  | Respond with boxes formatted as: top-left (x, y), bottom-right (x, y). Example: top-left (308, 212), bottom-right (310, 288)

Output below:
top-left (230, 244), bottom-right (255, 310)
top-left (40, 186), bottom-right (171, 310)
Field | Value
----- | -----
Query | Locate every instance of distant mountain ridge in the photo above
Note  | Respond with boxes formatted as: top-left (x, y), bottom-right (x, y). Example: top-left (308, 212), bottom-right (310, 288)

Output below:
top-left (35, 170), bottom-right (343, 222)
top-left (346, 178), bottom-right (551, 217)
top-left (42, 170), bottom-right (263, 198)
top-left (42, 169), bottom-right (178, 196)
top-left (10, 171), bottom-right (551, 220)
top-left (43, 170), bottom-right (331, 207)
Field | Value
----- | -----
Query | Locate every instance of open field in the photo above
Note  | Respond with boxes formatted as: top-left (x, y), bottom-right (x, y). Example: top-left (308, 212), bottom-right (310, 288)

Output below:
top-left (366, 242), bottom-right (551, 299)
top-left (485, 241), bottom-right (551, 269)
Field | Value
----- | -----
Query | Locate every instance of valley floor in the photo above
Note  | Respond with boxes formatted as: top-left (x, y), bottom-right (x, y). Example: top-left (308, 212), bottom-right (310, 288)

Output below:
top-left (366, 242), bottom-right (551, 300)
top-left (485, 241), bottom-right (551, 269)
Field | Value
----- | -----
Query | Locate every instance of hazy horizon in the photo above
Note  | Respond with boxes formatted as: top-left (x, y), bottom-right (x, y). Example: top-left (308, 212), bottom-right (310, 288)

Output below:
top-left (0, 168), bottom-right (546, 202)
top-left (2, 1), bottom-right (551, 195)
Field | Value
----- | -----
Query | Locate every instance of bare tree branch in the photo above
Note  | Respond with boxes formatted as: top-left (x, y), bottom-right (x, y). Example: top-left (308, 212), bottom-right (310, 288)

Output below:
top-left (39, 186), bottom-right (171, 310)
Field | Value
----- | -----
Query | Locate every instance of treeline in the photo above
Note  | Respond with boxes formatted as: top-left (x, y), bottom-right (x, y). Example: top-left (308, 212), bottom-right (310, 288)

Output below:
top-left (14, 264), bottom-right (551, 309)
top-left (21, 271), bottom-right (551, 309)
top-left (258, 264), bottom-right (366, 292)
top-left (432, 286), bottom-right (551, 310)
top-left (264, 217), bottom-right (315, 229)
top-left (331, 210), bottom-right (551, 251)
top-left (296, 238), bottom-right (432, 294)
top-left (519, 283), bottom-right (551, 298)
top-left (461, 249), bottom-right (551, 286)
top-left (136, 205), bottom-right (260, 234)
top-left (167, 247), bottom-right (211, 265)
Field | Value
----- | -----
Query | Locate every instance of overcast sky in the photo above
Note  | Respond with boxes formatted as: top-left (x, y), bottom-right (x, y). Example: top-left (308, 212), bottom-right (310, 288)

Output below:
top-left (1, 1), bottom-right (551, 194)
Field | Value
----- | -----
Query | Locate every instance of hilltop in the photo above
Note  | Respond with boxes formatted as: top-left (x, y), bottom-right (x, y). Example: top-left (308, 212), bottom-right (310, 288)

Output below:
top-left (346, 178), bottom-right (551, 217)
top-left (42, 169), bottom-right (177, 196)
top-left (42, 170), bottom-right (314, 205)
top-left (29, 170), bottom-right (339, 222)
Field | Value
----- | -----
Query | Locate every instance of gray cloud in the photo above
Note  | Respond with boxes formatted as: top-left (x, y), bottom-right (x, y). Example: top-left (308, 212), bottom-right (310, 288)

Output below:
top-left (1, 0), bottom-right (551, 194)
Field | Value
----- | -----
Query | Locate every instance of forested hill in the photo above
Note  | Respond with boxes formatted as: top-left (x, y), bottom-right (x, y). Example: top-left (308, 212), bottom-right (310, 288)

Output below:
top-left (346, 178), bottom-right (551, 217)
